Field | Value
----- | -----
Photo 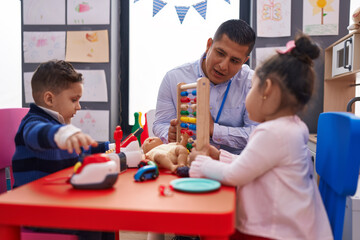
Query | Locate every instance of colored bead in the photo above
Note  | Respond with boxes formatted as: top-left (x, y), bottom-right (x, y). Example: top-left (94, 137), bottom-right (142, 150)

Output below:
top-left (180, 91), bottom-right (189, 96)
top-left (180, 104), bottom-right (189, 110)
top-left (186, 130), bottom-right (194, 136)
top-left (186, 143), bottom-right (193, 150)
top-left (180, 97), bottom-right (191, 103)
top-left (189, 124), bottom-right (196, 130)
top-left (180, 116), bottom-right (196, 123)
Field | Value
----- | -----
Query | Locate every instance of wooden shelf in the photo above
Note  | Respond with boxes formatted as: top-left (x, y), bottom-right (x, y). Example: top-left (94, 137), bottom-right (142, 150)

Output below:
top-left (324, 30), bottom-right (360, 113)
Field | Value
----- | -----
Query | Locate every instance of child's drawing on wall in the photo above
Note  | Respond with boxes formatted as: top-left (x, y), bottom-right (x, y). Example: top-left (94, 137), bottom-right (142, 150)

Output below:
top-left (67, 0), bottom-right (110, 25)
top-left (72, 110), bottom-right (109, 142)
top-left (303, 0), bottom-right (339, 35)
top-left (23, 31), bottom-right (66, 63)
top-left (256, 0), bottom-right (291, 37)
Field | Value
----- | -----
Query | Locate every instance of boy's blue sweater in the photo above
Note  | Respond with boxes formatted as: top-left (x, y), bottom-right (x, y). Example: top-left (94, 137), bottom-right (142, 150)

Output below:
top-left (12, 103), bottom-right (109, 187)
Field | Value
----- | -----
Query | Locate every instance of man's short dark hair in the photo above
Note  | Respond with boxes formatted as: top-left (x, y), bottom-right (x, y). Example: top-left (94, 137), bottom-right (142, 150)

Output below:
top-left (213, 19), bottom-right (256, 56)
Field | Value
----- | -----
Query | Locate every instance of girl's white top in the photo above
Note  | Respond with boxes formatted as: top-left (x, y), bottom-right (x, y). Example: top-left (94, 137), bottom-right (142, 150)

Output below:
top-left (190, 115), bottom-right (333, 240)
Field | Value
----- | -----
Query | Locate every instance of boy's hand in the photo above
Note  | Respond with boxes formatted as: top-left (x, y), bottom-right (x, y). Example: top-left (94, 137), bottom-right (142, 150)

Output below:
top-left (65, 132), bottom-right (98, 154)
top-left (54, 125), bottom-right (98, 154)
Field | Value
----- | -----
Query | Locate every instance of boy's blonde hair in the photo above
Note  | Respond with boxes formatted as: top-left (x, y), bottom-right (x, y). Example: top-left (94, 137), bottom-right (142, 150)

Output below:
top-left (31, 60), bottom-right (83, 104)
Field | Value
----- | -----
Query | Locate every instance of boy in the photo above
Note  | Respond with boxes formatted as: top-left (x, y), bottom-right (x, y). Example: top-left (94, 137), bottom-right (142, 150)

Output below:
top-left (12, 60), bottom-right (114, 239)
top-left (12, 60), bottom-right (110, 187)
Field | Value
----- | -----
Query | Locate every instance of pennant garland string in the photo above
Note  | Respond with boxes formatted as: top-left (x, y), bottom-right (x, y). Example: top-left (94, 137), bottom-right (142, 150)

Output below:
top-left (134, 0), bottom-right (230, 23)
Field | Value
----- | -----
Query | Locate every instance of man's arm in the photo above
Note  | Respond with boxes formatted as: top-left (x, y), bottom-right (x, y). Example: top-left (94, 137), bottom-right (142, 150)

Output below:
top-left (152, 73), bottom-right (177, 143)
top-left (211, 102), bottom-right (257, 151)
top-left (212, 123), bottom-right (257, 150)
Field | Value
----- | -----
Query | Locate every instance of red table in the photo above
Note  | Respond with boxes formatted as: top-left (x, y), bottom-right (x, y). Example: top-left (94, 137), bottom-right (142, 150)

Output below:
top-left (0, 168), bottom-right (235, 240)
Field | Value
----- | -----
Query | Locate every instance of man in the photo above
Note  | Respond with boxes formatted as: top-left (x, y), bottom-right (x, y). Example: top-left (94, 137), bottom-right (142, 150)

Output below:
top-left (153, 19), bottom-right (257, 155)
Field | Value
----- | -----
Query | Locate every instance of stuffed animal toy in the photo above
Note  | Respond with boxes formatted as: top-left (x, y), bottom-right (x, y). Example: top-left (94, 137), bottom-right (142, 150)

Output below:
top-left (348, 6), bottom-right (360, 31)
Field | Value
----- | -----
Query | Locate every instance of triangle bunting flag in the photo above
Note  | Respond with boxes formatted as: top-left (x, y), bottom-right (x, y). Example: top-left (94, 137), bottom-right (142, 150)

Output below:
top-left (224, 0), bottom-right (230, 4)
top-left (153, 0), bottom-right (167, 17)
top-left (192, 0), bottom-right (207, 20)
top-left (175, 6), bottom-right (190, 24)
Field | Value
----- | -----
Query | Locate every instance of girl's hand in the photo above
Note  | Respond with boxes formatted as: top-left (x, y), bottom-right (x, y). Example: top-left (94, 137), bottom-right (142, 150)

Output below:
top-left (189, 144), bottom-right (220, 163)
top-left (207, 145), bottom-right (220, 160)
top-left (189, 148), bottom-right (207, 164)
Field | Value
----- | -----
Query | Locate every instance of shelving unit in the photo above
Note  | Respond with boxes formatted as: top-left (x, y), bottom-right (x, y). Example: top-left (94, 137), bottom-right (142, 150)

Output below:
top-left (323, 30), bottom-right (360, 113)
top-left (322, 30), bottom-right (360, 239)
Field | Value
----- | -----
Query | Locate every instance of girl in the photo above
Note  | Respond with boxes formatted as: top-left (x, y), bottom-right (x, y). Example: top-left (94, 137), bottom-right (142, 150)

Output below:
top-left (189, 34), bottom-right (333, 240)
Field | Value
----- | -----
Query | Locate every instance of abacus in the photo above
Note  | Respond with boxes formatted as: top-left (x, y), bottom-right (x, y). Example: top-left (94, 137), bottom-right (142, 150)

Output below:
top-left (176, 77), bottom-right (210, 151)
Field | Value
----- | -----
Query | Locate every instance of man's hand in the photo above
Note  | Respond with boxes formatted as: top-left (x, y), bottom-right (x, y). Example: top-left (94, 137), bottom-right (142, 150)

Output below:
top-left (168, 118), bottom-right (178, 143)
top-left (64, 132), bottom-right (98, 154)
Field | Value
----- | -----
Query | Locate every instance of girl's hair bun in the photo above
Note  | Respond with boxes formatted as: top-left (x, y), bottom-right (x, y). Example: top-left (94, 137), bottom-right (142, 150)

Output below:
top-left (292, 34), bottom-right (320, 64)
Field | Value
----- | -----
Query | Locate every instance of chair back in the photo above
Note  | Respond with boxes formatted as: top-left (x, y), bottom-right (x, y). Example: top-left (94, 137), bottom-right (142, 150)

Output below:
top-left (0, 108), bottom-right (29, 193)
top-left (316, 112), bottom-right (360, 240)
top-left (146, 109), bottom-right (156, 137)
top-left (0, 108), bottom-right (82, 239)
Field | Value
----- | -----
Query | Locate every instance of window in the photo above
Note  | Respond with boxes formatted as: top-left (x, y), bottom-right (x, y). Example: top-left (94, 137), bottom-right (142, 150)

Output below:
top-left (121, 0), bottom-right (242, 131)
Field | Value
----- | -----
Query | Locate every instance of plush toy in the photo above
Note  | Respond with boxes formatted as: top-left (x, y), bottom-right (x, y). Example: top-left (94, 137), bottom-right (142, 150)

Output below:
top-left (348, 6), bottom-right (360, 31)
top-left (142, 133), bottom-right (190, 177)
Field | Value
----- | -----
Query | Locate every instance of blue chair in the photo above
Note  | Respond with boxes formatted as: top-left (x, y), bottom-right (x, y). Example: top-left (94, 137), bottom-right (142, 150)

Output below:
top-left (316, 112), bottom-right (360, 240)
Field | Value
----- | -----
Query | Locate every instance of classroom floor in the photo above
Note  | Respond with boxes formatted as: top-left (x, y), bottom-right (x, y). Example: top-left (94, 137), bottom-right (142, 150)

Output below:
top-left (120, 231), bottom-right (174, 240)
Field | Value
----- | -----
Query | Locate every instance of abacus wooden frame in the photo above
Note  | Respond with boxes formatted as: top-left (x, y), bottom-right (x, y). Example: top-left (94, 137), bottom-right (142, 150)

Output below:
top-left (176, 77), bottom-right (210, 151)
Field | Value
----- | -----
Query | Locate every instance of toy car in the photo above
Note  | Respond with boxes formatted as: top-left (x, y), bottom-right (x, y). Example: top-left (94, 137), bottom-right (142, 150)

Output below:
top-left (137, 159), bottom-right (151, 168)
top-left (134, 165), bottom-right (159, 182)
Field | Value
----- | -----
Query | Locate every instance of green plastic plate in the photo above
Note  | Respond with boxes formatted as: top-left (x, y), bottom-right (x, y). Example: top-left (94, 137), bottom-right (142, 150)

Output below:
top-left (170, 178), bottom-right (221, 193)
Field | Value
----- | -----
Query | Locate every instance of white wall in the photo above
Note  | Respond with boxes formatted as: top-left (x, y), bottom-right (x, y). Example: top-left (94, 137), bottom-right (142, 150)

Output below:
top-left (0, 1), bottom-right (22, 108)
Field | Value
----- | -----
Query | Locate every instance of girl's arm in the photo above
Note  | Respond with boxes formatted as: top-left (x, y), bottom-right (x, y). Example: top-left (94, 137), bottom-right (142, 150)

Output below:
top-left (190, 128), bottom-right (283, 186)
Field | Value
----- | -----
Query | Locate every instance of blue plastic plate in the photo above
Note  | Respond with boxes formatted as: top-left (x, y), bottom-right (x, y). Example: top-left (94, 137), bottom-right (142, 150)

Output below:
top-left (170, 178), bottom-right (221, 193)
